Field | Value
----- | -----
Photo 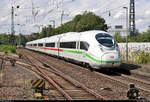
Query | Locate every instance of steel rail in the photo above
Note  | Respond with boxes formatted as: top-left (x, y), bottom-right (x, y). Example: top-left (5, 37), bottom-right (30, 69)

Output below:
top-left (114, 71), bottom-right (150, 85)
top-left (22, 49), bottom-right (104, 100)
top-left (94, 71), bottom-right (150, 94)
top-left (19, 54), bottom-right (73, 100)
top-left (23, 49), bottom-right (150, 95)
top-left (19, 49), bottom-right (105, 100)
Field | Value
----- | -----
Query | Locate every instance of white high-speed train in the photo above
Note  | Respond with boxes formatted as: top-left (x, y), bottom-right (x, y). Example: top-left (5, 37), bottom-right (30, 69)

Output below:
top-left (26, 30), bottom-right (121, 69)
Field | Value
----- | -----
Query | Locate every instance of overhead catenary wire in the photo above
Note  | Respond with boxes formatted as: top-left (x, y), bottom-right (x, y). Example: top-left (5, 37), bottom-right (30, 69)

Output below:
top-left (0, 0), bottom-right (139, 34)
top-left (98, 0), bottom-right (119, 12)
top-left (99, 3), bottom-right (129, 15)
top-left (100, 0), bottom-right (139, 15)
top-left (40, 0), bottom-right (74, 19)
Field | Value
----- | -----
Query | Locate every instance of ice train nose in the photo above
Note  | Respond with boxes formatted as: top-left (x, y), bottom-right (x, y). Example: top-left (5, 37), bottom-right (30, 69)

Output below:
top-left (101, 52), bottom-right (120, 62)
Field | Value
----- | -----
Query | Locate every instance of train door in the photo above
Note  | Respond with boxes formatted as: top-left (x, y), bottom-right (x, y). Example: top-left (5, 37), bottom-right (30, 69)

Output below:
top-left (77, 34), bottom-right (84, 62)
top-left (57, 37), bottom-right (61, 57)
top-left (80, 41), bottom-right (89, 60)
top-left (76, 41), bottom-right (81, 61)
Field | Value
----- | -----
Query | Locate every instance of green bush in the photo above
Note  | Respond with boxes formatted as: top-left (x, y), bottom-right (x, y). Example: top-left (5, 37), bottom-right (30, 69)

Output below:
top-left (136, 52), bottom-right (150, 64)
top-left (1, 45), bottom-right (16, 54)
top-left (10, 46), bottom-right (16, 53)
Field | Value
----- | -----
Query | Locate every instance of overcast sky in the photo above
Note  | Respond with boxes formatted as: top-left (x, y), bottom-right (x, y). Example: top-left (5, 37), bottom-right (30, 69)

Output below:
top-left (0, 0), bottom-right (150, 35)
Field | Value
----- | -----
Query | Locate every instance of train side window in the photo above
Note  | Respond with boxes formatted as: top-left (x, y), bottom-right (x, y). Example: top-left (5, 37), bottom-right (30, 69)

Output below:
top-left (38, 43), bottom-right (43, 47)
top-left (70, 42), bottom-right (76, 49)
top-left (33, 44), bottom-right (37, 46)
top-left (80, 41), bottom-right (89, 51)
top-left (60, 42), bottom-right (76, 49)
top-left (45, 43), bottom-right (55, 47)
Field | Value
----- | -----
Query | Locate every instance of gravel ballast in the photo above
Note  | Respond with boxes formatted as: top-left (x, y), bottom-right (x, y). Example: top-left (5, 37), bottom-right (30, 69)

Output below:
top-left (0, 63), bottom-right (39, 100)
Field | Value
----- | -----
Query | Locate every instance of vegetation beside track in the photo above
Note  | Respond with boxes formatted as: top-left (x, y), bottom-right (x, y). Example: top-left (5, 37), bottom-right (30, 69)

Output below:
top-left (135, 52), bottom-right (150, 64)
top-left (121, 51), bottom-right (150, 64)
top-left (114, 30), bottom-right (150, 43)
top-left (0, 45), bottom-right (16, 54)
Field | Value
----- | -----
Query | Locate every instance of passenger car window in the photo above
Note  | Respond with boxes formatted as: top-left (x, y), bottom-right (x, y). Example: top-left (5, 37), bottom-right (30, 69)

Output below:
top-left (38, 43), bottom-right (43, 47)
top-left (33, 44), bottom-right (37, 46)
top-left (60, 42), bottom-right (76, 49)
top-left (45, 43), bottom-right (55, 47)
top-left (80, 41), bottom-right (89, 51)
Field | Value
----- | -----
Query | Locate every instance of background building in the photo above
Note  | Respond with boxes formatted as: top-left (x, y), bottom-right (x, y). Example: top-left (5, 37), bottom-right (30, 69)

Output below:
top-left (107, 25), bottom-right (127, 37)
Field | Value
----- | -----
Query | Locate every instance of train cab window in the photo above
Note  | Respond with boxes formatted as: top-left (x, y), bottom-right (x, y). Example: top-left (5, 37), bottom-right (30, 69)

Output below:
top-left (96, 33), bottom-right (115, 47)
top-left (45, 43), bottom-right (55, 47)
top-left (80, 41), bottom-right (89, 51)
top-left (31, 44), bottom-right (33, 46)
top-left (60, 42), bottom-right (76, 49)
top-left (38, 43), bottom-right (43, 47)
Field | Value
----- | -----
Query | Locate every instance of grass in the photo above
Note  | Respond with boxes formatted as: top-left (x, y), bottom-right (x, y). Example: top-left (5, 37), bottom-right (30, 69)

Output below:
top-left (121, 51), bottom-right (150, 74)
top-left (121, 51), bottom-right (150, 64)
top-left (0, 45), bottom-right (16, 54)
top-left (135, 51), bottom-right (150, 64)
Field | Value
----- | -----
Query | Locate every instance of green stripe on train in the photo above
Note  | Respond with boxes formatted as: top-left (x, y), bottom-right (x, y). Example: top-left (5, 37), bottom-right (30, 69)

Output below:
top-left (63, 50), bottom-right (83, 54)
top-left (85, 54), bottom-right (120, 63)
top-left (62, 49), bottom-right (120, 63)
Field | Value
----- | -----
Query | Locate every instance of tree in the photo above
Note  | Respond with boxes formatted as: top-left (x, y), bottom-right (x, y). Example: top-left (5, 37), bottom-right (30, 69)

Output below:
top-left (0, 34), bottom-right (10, 45)
top-left (27, 12), bottom-right (108, 40)
top-left (16, 34), bottom-right (28, 47)
top-left (72, 12), bottom-right (108, 32)
top-left (9, 34), bottom-right (16, 45)
top-left (114, 31), bottom-right (126, 42)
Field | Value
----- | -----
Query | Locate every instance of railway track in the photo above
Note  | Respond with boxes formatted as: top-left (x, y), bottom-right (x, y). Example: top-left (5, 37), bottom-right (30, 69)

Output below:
top-left (114, 72), bottom-right (150, 91)
top-left (18, 49), bottom-right (150, 99)
top-left (94, 71), bottom-right (150, 96)
top-left (17, 49), bottom-right (104, 100)
top-left (127, 70), bottom-right (150, 82)
top-left (96, 70), bottom-right (150, 93)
